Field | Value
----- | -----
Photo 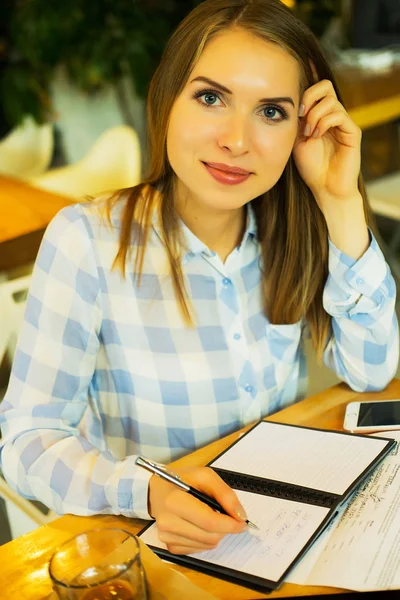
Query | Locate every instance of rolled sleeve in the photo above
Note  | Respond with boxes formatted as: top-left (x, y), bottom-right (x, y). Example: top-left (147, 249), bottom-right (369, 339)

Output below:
top-left (322, 230), bottom-right (399, 391)
top-left (324, 230), bottom-right (391, 316)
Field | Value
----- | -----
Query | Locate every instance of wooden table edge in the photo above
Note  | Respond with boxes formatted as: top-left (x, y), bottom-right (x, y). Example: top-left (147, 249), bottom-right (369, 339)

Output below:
top-left (2, 379), bottom-right (400, 599)
top-left (348, 94), bottom-right (400, 130)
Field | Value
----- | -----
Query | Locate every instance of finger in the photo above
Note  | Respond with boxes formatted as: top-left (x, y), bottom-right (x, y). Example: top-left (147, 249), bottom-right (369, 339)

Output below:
top-left (302, 94), bottom-right (340, 137)
top-left (186, 467), bottom-right (249, 525)
top-left (163, 484), bottom-right (246, 535)
top-left (157, 512), bottom-right (224, 547)
top-left (310, 110), bottom-right (361, 142)
top-left (159, 531), bottom-right (220, 552)
top-left (299, 79), bottom-right (338, 117)
top-left (171, 491), bottom-right (247, 535)
top-left (165, 544), bottom-right (210, 556)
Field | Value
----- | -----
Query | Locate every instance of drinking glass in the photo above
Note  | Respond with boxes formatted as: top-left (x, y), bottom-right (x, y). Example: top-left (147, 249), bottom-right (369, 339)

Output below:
top-left (49, 528), bottom-right (147, 599)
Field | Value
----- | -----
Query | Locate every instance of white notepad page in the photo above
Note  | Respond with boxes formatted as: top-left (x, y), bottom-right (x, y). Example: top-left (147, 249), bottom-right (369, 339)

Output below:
top-left (286, 431), bottom-right (400, 591)
top-left (139, 490), bottom-right (330, 583)
top-left (211, 422), bottom-right (389, 495)
top-left (138, 422), bottom-right (391, 586)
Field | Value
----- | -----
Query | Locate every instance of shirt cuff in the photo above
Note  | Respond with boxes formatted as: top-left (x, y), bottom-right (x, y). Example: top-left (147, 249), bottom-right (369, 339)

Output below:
top-left (324, 229), bottom-right (390, 314)
top-left (116, 455), bottom-right (153, 520)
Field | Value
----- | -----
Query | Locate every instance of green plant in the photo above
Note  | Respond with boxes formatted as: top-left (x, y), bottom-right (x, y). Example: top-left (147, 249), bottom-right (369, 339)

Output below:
top-left (3, 0), bottom-right (340, 131)
top-left (3, 0), bottom-right (201, 128)
top-left (294, 0), bottom-right (340, 38)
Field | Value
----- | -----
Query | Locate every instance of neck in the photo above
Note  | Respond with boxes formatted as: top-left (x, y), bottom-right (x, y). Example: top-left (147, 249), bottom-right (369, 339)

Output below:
top-left (176, 196), bottom-right (246, 264)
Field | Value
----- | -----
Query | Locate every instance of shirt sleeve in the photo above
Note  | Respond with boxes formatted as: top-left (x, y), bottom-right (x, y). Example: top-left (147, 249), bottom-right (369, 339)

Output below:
top-left (0, 205), bottom-right (152, 519)
top-left (322, 230), bottom-right (399, 392)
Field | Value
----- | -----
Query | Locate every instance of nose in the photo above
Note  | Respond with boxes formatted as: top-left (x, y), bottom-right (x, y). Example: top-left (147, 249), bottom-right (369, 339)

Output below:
top-left (217, 111), bottom-right (250, 155)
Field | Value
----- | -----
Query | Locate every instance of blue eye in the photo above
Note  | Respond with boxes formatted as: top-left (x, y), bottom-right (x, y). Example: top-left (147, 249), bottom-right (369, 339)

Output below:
top-left (263, 105), bottom-right (287, 122)
top-left (193, 88), bottom-right (289, 123)
top-left (265, 107), bottom-right (278, 118)
top-left (203, 93), bottom-right (219, 105)
top-left (193, 90), bottom-right (221, 106)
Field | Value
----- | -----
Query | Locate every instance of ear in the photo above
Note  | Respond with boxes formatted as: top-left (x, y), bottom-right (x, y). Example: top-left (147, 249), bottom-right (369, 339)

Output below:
top-left (293, 122), bottom-right (304, 148)
top-left (309, 59), bottom-right (319, 84)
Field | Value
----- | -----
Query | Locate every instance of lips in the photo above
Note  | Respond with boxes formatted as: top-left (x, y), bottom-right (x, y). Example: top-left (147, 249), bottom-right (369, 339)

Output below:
top-left (203, 162), bottom-right (252, 176)
top-left (202, 162), bottom-right (251, 186)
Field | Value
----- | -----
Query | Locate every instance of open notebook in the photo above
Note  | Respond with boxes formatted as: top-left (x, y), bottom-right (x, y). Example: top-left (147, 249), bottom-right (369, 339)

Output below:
top-left (137, 420), bottom-right (395, 593)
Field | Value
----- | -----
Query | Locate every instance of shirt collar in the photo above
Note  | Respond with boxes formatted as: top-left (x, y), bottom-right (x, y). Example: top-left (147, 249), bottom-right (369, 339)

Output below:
top-left (152, 203), bottom-right (258, 263)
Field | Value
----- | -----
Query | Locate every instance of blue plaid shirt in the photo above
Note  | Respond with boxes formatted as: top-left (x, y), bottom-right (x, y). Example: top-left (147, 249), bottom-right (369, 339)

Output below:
top-left (0, 198), bottom-right (398, 519)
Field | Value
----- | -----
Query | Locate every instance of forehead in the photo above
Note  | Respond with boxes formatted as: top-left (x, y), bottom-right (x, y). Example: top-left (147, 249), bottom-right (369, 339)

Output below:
top-left (191, 28), bottom-right (300, 98)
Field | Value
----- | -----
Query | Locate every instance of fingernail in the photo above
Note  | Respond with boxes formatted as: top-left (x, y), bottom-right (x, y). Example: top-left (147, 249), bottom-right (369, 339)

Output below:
top-left (298, 103), bottom-right (305, 117)
top-left (236, 507), bottom-right (248, 521)
top-left (312, 127), bottom-right (319, 138)
top-left (304, 123), bottom-right (311, 136)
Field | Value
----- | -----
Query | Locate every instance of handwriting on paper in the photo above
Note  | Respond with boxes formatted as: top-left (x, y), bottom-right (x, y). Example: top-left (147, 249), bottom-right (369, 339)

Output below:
top-left (287, 432), bottom-right (400, 591)
top-left (139, 489), bottom-right (330, 583)
top-left (191, 490), bottom-right (329, 582)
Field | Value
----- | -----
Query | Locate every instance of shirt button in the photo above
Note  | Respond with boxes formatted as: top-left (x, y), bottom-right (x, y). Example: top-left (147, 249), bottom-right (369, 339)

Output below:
top-left (244, 384), bottom-right (253, 393)
top-left (233, 333), bottom-right (241, 340)
top-left (356, 277), bottom-right (364, 285)
top-left (222, 278), bottom-right (231, 286)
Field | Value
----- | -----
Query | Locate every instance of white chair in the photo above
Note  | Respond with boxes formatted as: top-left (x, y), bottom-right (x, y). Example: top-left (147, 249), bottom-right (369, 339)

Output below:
top-left (366, 171), bottom-right (400, 283)
top-left (0, 273), bottom-right (58, 539)
top-left (0, 274), bottom-right (32, 367)
top-left (0, 115), bottom-right (54, 180)
top-left (30, 125), bottom-right (141, 198)
top-left (0, 475), bottom-right (57, 540)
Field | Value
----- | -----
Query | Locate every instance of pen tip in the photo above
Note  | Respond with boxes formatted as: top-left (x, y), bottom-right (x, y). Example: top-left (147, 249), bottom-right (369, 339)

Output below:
top-left (246, 520), bottom-right (259, 530)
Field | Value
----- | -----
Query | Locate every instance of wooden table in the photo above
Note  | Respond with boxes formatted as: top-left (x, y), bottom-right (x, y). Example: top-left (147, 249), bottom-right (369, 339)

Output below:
top-left (334, 62), bottom-right (400, 131)
top-left (0, 175), bottom-right (74, 272)
top-left (2, 379), bottom-right (400, 599)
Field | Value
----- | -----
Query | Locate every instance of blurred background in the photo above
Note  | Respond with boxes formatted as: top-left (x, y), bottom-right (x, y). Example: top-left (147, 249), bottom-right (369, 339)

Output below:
top-left (0, 0), bottom-right (399, 543)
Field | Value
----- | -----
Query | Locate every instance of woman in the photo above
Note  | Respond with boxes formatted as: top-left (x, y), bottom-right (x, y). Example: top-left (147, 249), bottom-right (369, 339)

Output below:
top-left (0, 0), bottom-right (398, 555)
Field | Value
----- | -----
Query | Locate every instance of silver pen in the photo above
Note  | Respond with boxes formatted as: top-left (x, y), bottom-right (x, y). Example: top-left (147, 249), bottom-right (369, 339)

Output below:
top-left (136, 456), bottom-right (259, 530)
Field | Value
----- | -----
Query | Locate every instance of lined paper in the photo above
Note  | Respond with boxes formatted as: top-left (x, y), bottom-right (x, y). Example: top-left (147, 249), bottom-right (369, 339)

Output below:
top-left (139, 490), bottom-right (330, 583)
top-left (211, 422), bottom-right (389, 495)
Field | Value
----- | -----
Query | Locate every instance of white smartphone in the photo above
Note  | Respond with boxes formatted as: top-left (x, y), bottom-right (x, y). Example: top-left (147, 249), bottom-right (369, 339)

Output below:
top-left (343, 399), bottom-right (400, 433)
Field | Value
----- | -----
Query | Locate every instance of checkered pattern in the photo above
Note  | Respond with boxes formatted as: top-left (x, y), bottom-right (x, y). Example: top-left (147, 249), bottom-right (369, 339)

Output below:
top-left (0, 199), bottom-right (398, 519)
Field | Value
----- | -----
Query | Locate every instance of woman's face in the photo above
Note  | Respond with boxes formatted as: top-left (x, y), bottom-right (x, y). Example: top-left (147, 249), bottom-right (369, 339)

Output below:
top-left (167, 27), bottom-right (301, 214)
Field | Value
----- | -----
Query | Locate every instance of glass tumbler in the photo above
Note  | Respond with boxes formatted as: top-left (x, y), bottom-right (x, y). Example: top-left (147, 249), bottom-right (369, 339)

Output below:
top-left (49, 528), bottom-right (147, 599)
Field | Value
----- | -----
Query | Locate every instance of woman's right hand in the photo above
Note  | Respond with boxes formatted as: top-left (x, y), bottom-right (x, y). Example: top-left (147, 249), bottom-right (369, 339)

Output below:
top-left (148, 465), bottom-right (249, 554)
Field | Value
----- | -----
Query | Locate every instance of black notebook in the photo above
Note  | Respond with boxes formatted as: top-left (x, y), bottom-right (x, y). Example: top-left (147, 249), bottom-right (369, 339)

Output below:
top-left (137, 420), bottom-right (395, 594)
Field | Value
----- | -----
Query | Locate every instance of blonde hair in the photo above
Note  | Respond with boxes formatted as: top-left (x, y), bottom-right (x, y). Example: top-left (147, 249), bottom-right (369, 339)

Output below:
top-left (108, 0), bottom-right (376, 359)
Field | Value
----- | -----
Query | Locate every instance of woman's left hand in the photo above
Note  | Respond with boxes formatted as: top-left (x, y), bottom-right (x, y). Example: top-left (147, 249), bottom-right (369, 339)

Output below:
top-left (293, 79), bottom-right (362, 213)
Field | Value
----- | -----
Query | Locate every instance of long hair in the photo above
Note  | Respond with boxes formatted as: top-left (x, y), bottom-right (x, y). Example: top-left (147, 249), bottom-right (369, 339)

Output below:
top-left (107, 0), bottom-right (376, 359)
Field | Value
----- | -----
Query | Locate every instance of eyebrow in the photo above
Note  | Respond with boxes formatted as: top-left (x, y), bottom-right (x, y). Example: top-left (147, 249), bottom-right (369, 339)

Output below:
top-left (190, 76), bottom-right (295, 108)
